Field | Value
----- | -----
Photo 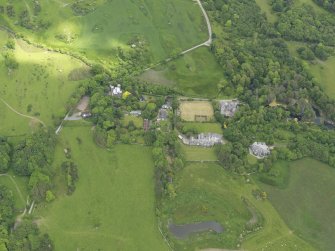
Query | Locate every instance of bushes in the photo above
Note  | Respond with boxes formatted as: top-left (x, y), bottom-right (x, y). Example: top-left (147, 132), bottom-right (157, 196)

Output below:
top-left (3, 52), bottom-right (18, 70)
top-left (61, 161), bottom-right (79, 195)
top-left (0, 138), bottom-right (10, 173)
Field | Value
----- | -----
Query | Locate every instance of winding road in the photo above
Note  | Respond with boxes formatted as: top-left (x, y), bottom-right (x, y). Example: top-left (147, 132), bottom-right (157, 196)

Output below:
top-left (181, 0), bottom-right (212, 55)
top-left (0, 98), bottom-right (46, 127)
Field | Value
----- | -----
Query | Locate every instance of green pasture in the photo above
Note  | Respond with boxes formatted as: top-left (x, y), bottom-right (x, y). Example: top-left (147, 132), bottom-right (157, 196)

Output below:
top-left (259, 158), bottom-right (335, 251)
top-left (1, 0), bottom-right (207, 65)
top-left (162, 162), bottom-right (314, 250)
top-left (181, 144), bottom-right (217, 162)
top-left (37, 127), bottom-right (167, 251)
top-left (140, 47), bottom-right (225, 98)
top-left (0, 31), bottom-right (88, 135)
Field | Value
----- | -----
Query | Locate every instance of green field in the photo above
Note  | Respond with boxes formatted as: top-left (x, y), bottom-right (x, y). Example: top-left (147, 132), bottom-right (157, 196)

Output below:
top-left (0, 0), bottom-right (207, 65)
top-left (0, 30), bottom-right (88, 135)
top-left (309, 56), bottom-right (335, 99)
top-left (162, 162), bottom-right (314, 250)
top-left (259, 158), bottom-right (335, 250)
top-left (181, 144), bottom-right (217, 162)
top-left (140, 47), bottom-right (225, 98)
top-left (36, 127), bottom-right (167, 251)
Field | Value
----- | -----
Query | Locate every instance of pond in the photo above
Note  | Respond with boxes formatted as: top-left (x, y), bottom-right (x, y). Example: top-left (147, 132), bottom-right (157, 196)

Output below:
top-left (169, 221), bottom-right (224, 239)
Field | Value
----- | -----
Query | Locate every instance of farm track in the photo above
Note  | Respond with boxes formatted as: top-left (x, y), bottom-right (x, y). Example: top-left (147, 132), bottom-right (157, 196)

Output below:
top-left (145, 0), bottom-right (213, 70)
top-left (0, 98), bottom-right (46, 127)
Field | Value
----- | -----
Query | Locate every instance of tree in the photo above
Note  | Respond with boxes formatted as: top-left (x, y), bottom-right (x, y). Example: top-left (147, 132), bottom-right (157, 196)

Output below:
top-left (29, 171), bottom-right (51, 202)
top-left (0, 140), bottom-right (10, 173)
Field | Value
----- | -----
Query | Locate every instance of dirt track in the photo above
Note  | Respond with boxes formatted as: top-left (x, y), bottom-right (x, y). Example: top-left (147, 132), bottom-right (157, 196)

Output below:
top-left (0, 98), bottom-right (46, 127)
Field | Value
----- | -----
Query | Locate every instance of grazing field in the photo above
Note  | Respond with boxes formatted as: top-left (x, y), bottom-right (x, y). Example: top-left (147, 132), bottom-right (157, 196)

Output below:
top-left (259, 158), bottom-right (335, 251)
top-left (0, 31), bottom-right (89, 135)
top-left (181, 145), bottom-right (217, 162)
top-left (182, 122), bottom-right (222, 134)
top-left (161, 163), bottom-right (314, 250)
top-left (0, 0), bottom-right (207, 64)
top-left (37, 127), bottom-right (167, 251)
top-left (140, 47), bottom-right (225, 98)
top-left (180, 101), bottom-right (214, 122)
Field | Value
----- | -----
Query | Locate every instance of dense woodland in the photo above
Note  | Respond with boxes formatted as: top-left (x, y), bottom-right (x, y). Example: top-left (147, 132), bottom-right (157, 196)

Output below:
top-left (201, 0), bottom-right (335, 177)
top-left (203, 0), bottom-right (335, 122)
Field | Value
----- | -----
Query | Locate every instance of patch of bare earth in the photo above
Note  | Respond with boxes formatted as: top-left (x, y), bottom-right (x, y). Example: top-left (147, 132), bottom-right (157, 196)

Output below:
top-left (76, 96), bottom-right (90, 111)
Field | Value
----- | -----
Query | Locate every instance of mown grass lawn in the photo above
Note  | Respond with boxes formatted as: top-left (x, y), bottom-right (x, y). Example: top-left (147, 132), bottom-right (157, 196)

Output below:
top-left (0, 31), bottom-right (88, 135)
top-left (37, 127), bottom-right (167, 251)
top-left (181, 122), bottom-right (222, 134)
top-left (259, 158), bottom-right (335, 251)
top-left (181, 144), bottom-right (217, 162)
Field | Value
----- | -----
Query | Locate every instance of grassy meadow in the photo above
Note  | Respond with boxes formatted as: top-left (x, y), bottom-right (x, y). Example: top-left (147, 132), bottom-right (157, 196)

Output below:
top-left (308, 56), bottom-right (335, 99)
top-left (287, 41), bottom-right (335, 100)
top-left (36, 127), bottom-right (167, 251)
top-left (0, 30), bottom-right (89, 136)
top-left (0, 0), bottom-right (207, 65)
top-left (259, 158), bottom-right (335, 250)
top-left (140, 47), bottom-right (225, 98)
top-left (162, 162), bottom-right (314, 250)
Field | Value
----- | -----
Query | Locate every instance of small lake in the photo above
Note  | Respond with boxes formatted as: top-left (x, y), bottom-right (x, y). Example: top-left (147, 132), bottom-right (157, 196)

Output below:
top-left (169, 221), bottom-right (224, 239)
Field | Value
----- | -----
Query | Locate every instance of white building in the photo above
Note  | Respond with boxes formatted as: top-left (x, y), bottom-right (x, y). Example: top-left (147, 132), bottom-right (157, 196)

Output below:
top-left (110, 84), bottom-right (122, 97)
top-left (180, 133), bottom-right (223, 147)
top-left (249, 142), bottom-right (270, 158)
